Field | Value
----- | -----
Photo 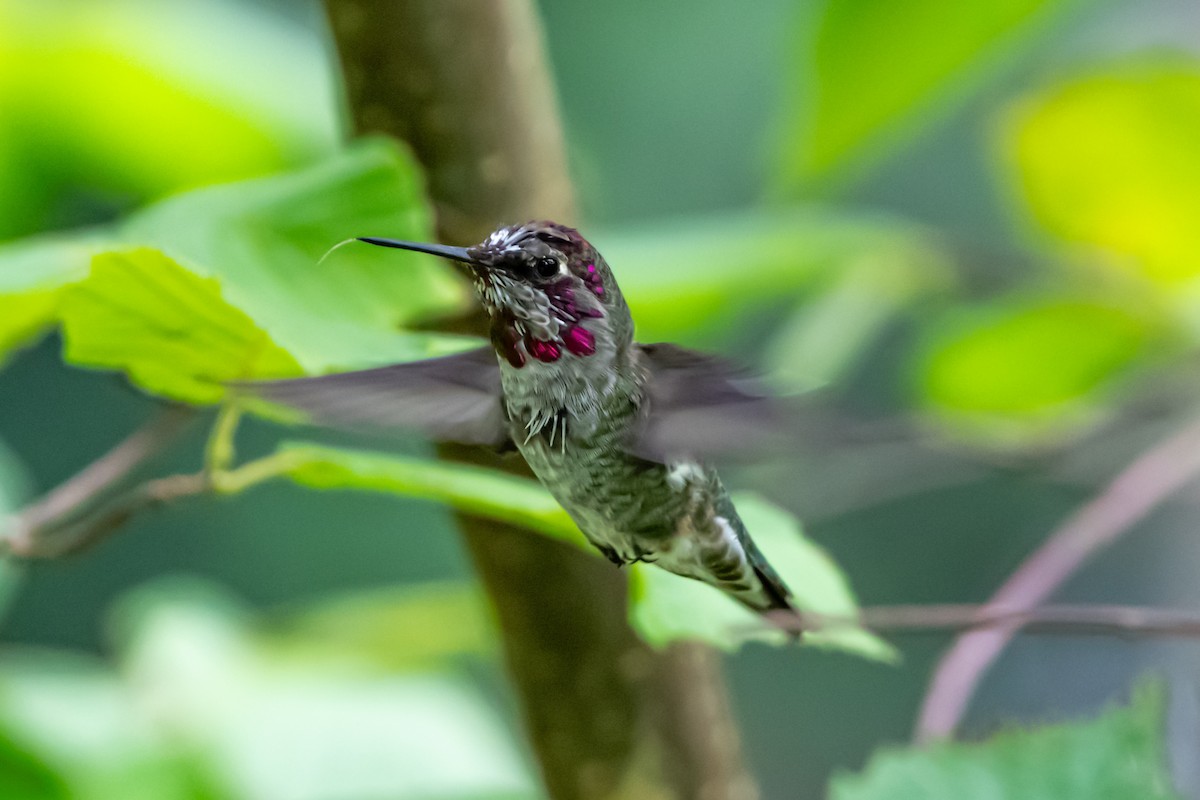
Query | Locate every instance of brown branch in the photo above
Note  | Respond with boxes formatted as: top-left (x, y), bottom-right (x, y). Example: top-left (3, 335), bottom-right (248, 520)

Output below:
top-left (4, 406), bottom-right (195, 557)
top-left (913, 416), bottom-right (1200, 744)
top-left (324, 3), bottom-right (756, 797)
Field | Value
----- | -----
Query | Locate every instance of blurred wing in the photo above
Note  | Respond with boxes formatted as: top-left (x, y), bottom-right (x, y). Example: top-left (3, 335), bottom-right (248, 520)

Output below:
top-left (232, 347), bottom-right (508, 447)
top-left (629, 343), bottom-right (782, 462)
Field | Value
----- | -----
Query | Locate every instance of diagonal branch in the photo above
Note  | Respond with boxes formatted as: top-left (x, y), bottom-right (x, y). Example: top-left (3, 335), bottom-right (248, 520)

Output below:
top-left (913, 415), bottom-right (1200, 743)
top-left (3, 406), bottom-right (195, 557)
top-left (12, 472), bottom-right (210, 558)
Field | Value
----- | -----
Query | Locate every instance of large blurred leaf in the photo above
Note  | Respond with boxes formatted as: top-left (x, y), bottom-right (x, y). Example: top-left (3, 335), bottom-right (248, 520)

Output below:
top-left (112, 581), bottom-right (535, 800)
top-left (0, 0), bottom-right (338, 238)
top-left (60, 248), bottom-right (302, 403)
top-left (597, 207), bottom-right (950, 345)
top-left (17, 44), bottom-right (284, 192)
top-left (780, 0), bottom-right (1073, 185)
top-left (631, 493), bottom-right (895, 660)
top-left (273, 582), bottom-right (495, 671)
top-left (918, 298), bottom-right (1158, 440)
top-left (121, 138), bottom-right (472, 372)
top-left (0, 728), bottom-right (70, 800)
top-left (0, 579), bottom-right (535, 800)
top-left (0, 650), bottom-right (225, 800)
top-left (830, 683), bottom-right (1178, 800)
top-left (1005, 63), bottom-right (1200, 288)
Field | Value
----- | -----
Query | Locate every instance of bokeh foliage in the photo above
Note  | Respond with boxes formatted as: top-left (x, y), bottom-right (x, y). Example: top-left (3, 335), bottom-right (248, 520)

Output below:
top-left (0, 0), bottom-right (1196, 796)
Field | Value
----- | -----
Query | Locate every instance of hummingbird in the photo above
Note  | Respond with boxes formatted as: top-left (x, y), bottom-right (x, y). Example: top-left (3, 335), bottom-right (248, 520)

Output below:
top-left (246, 222), bottom-right (798, 621)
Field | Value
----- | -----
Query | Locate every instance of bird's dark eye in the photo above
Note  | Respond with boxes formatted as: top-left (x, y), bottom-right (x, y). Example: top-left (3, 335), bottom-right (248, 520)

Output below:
top-left (535, 256), bottom-right (560, 279)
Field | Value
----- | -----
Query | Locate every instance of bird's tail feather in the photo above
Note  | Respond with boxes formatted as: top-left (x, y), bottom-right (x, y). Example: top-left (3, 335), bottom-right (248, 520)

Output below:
top-left (743, 543), bottom-right (804, 639)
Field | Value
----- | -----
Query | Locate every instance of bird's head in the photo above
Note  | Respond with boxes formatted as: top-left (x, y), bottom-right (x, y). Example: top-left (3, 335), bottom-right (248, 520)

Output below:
top-left (360, 221), bottom-right (625, 368)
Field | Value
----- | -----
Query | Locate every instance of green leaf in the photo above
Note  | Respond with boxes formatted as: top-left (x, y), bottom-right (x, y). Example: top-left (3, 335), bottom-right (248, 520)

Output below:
top-left (279, 443), bottom-right (586, 549)
top-left (597, 207), bottom-right (951, 346)
top-left (1005, 62), bottom-right (1200, 288)
top-left (631, 493), bottom-right (896, 661)
top-left (55, 143), bottom-right (474, 402)
top-left (60, 248), bottom-right (302, 403)
top-left (0, 0), bottom-right (338, 239)
top-left (110, 580), bottom-right (536, 800)
top-left (830, 683), bottom-right (1179, 800)
top-left (0, 291), bottom-right (56, 359)
top-left (0, 578), bottom-right (534, 800)
top-left (780, 0), bottom-right (1074, 184)
top-left (0, 727), bottom-right (71, 800)
top-left (917, 299), bottom-right (1157, 441)
top-left (0, 234), bottom-right (108, 365)
top-left (122, 139), bottom-right (472, 372)
top-left (0, 650), bottom-right (224, 800)
top-left (271, 582), bottom-right (495, 671)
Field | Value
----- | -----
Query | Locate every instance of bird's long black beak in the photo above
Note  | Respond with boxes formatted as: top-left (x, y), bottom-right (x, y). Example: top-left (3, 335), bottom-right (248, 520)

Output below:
top-left (357, 237), bottom-right (477, 265)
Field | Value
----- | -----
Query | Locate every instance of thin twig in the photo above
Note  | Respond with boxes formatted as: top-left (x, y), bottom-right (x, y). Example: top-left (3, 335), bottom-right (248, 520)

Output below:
top-left (204, 403), bottom-right (242, 475)
top-left (913, 416), bottom-right (1200, 744)
top-left (763, 604), bottom-right (1200, 638)
top-left (4, 446), bottom-right (310, 559)
top-left (24, 472), bottom-right (211, 558)
top-left (4, 406), bottom-right (195, 556)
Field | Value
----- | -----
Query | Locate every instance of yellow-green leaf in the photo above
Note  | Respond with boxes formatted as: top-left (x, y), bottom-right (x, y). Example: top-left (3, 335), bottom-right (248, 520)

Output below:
top-left (273, 582), bottom-right (495, 671)
top-left (0, 291), bottom-right (58, 363)
top-left (1006, 63), bottom-right (1200, 286)
top-left (918, 299), bottom-right (1155, 438)
top-left (60, 248), bottom-right (301, 403)
top-left (0, 235), bottom-right (108, 364)
top-left (122, 139), bottom-right (472, 372)
top-left (0, 0), bottom-right (337, 228)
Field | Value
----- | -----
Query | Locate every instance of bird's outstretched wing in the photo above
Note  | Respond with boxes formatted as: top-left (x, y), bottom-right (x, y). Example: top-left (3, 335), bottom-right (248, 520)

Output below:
top-left (231, 346), bottom-right (508, 447)
top-left (629, 343), bottom-right (783, 463)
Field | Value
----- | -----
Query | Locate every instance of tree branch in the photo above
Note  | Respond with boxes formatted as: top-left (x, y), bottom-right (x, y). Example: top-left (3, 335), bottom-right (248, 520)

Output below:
top-left (913, 416), bottom-right (1200, 743)
top-left (323, 2), bottom-right (756, 797)
top-left (3, 406), bottom-right (195, 557)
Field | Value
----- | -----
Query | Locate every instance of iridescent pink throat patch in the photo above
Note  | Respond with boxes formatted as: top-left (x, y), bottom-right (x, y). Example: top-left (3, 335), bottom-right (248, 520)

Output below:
top-left (491, 274), bottom-right (602, 368)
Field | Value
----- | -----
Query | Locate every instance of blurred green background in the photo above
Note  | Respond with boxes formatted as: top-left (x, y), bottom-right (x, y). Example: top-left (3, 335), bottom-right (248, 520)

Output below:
top-left (2, 0), bottom-right (1200, 797)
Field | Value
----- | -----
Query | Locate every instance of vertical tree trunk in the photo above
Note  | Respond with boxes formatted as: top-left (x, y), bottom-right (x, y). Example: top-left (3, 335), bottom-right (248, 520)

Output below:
top-left (323, 3), bottom-right (758, 798)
